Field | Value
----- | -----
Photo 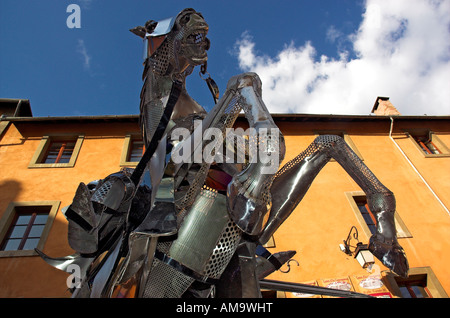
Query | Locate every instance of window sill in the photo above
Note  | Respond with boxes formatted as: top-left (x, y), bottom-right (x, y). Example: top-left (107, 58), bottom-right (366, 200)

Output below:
top-left (421, 153), bottom-right (450, 158)
top-left (119, 161), bottom-right (138, 167)
top-left (28, 162), bottom-right (77, 168)
top-left (0, 249), bottom-right (38, 258)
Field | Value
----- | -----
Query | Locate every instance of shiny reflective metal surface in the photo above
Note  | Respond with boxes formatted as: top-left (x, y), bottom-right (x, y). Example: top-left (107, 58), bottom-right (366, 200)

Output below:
top-left (148, 17), bottom-right (176, 37)
top-left (37, 7), bottom-right (408, 299)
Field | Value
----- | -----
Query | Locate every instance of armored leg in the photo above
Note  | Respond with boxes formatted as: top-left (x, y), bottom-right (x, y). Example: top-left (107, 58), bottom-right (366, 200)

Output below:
top-left (215, 241), bottom-right (261, 298)
top-left (259, 135), bottom-right (408, 278)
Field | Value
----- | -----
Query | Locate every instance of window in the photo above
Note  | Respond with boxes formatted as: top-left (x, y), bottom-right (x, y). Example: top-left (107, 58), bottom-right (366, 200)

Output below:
top-left (314, 130), bottom-right (364, 161)
top-left (1, 210), bottom-right (48, 251)
top-left (120, 134), bottom-right (145, 166)
top-left (43, 140), bottom-right (76, 163)
top-left (413, 136), bottom-right (441, 155)
top-left (405, 129), bottom-right (450, 158)
top-left (345, 191), bottom-right (412, 239)
top-left (28, 134), bottom-right (84, 168)
top-left (128, 139), bottom-right (145, 162)
top-left (0, 201), bottom-right (60, 257)
top-left (397, 277), bottom-right (432, 298)
top-left (354, 197), bottom-right (377, 235)
top-left (383, 267), bottom-right (448, 298)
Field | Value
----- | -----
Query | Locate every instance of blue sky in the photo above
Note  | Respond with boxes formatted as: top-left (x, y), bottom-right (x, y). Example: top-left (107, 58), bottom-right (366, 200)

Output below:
top-left (1, 0), bottom-right (449, 117)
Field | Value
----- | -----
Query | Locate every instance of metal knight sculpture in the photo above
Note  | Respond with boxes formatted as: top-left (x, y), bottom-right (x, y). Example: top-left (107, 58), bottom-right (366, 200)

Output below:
top-left (37, 8), bottom-right (409, 298)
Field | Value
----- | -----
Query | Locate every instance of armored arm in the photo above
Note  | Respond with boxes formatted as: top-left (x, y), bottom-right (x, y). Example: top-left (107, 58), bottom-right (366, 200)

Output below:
top-left (224, 73), bottom-right (286, 236)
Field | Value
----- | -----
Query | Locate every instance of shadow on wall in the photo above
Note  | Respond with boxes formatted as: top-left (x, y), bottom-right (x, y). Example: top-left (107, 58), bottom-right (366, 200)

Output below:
top-left (0, 179), bottom-right (22, 212)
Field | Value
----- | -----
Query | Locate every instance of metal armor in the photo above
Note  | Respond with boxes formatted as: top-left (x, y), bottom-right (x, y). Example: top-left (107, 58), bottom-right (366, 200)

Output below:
top-left (37, 8), bottom-right (408, 298)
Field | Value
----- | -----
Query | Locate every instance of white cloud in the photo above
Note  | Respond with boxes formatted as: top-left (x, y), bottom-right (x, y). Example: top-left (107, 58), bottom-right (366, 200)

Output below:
top-left (326, 25), bottom-right (343, 43)
top-left (77, 39), bottom-right (91, 71)
top-left (235, 0), bottom-right (450, 115)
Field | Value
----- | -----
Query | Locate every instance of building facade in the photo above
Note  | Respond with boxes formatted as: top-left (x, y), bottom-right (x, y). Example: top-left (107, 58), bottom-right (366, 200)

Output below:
top-left (0, 98), bottom-right (449, 298)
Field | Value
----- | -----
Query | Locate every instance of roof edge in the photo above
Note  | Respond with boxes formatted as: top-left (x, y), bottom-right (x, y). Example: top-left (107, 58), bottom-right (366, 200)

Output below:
top-left (2, 113), bottom-right (449, 123)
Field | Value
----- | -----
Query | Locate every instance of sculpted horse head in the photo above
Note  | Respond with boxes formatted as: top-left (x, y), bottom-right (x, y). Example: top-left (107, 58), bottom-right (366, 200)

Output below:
top-left (131, 8), bottom-right (210, 77)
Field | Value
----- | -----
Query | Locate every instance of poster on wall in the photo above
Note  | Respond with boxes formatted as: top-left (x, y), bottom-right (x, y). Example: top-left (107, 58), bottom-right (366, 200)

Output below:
top-left (285, 281), bottom-right (321, 298)
top-left (351, 274), bottom-right (392, 298)
top-left (318, 277), bottom-right (355, 298)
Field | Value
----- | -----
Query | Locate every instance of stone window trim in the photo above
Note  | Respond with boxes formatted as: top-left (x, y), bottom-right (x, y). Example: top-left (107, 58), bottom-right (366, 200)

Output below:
top-left (120, 133), bottom-right (144, 167)
top-left (383, 266), bottom-right (448, 298)
top-left (403, 128), bottom-right (450, 158)
top-left (345, 191), bottom-right (412, 240)
top-left (28, 133), bottom-right (85, 168)
top-left (0, 201), bottom-right (60, 258)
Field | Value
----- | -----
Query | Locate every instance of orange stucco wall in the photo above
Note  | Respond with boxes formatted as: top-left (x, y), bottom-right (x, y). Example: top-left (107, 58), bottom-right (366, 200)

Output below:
top-left (0, 116), bottom-right (449, 297)
top-left (0, 120), bottom-right (139, 297)
top-left (265, 119), bottom-right (450, 296)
